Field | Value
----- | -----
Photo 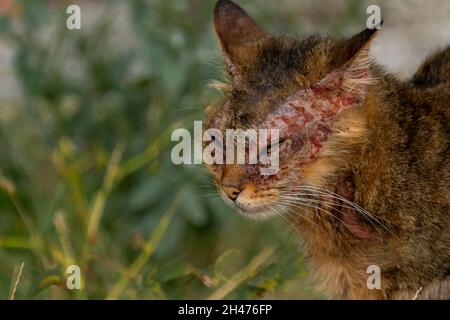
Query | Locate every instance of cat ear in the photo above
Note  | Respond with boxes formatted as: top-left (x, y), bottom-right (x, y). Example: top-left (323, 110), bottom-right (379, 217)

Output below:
top-left (318, 27), bottom-right (380, 100)
top-left (213, 0), bottom-right (267, 79)
top-left (332, 27), bottom-right (380, 69)
top-left (340, 29), bottom-right (378, 95)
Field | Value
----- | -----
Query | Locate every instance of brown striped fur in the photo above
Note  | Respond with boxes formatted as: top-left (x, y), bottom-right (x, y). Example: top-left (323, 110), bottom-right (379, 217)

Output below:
top-left (205, 0), bottom-right (450, 299)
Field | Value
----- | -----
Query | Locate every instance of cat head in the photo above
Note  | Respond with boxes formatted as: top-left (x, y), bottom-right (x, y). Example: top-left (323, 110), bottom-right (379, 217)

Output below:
top-left (205, 0), bottom-right (378, 219)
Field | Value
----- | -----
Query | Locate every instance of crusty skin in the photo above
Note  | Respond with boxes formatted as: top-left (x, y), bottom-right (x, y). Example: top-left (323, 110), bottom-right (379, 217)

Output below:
top-left (206, 0), bottom-right (450, 299)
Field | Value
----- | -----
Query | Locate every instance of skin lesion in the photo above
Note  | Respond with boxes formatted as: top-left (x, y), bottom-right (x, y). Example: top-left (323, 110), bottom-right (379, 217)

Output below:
top-left (263, 83), bottom-right (355, 166)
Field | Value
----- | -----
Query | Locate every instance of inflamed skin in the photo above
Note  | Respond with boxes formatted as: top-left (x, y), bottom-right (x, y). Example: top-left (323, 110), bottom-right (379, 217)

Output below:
top-left (204, 0), bottom-right (450, 299)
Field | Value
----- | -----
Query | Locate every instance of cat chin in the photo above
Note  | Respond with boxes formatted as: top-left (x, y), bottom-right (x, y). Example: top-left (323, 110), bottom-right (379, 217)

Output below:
top-left (235, 206), bottom-right (277, 221)
top-left (218, 190), bottom-right (276, 220)
top-left (239, 210), bottom-right (276, 221)
top-left (225, 200), bottom-right (276, 220)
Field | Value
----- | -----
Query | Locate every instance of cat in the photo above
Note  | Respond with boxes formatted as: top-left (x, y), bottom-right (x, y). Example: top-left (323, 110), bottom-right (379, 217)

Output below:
top-left (204, 0), bottom-right (450, 299)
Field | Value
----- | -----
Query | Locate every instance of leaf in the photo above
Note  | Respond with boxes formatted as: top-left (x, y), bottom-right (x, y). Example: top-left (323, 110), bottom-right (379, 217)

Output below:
top-left (247, 263), bottom-right (279, 292)
top-left (33, 273), bottom-right (64, 297)
top-left (213, 249), bottom-right (241, 283)
top-left (38, 274), bottom-right (63, 289)
top-left (156, 262), bottom-right (194, 283)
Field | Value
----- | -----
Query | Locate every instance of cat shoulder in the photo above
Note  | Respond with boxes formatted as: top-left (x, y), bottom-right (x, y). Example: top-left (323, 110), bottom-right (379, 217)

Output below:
top-left (410, 46), bottom-right (450, 88)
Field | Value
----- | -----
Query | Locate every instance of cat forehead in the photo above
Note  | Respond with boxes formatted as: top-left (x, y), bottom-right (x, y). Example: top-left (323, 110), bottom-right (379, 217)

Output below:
top-left (238, 35), bottom-right (330, 86)
top-left (225, 86), bottom-right (304, 129)
top-left (225, 46), bottom-right (324, 121)
top-left (225, 36), bottom-right (338, 117)
top-left (210, 34), bottom-right (361, 129)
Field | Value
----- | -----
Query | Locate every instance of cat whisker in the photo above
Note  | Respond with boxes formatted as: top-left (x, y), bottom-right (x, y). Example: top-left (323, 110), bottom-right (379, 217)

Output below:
top-left (193, 193), bottom-right (221, 200)
top-left (280, 192), bottom-right (368, 217)
top-left (280, 194), bottom-right (356, 220)
top-left (270, 203), bottom-right (305, 239)
top-left (280, 184), bottom-right (394, 235)
top-left (276, 197), bottom-right (356, 236)
top-left (171, 106), bottom-right (202, 114)
top-left (267, 204), bottom-right (297, 232)
top-left (283, 184), bottom-right (370, 215)
top-left (297, 185), bottom-right (390, 229)
top-left (279, 195), bottom-right (366, 234)
top-left (192, 185), bottom-right (216, 189)
top-left (274, 201), bottom-right (325, 233)
top-left (282, 187), bottom-right (381, 229)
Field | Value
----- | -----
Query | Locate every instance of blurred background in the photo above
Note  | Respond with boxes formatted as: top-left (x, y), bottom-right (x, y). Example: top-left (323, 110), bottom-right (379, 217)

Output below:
top-left (0, 0), bottom-right (448, 299)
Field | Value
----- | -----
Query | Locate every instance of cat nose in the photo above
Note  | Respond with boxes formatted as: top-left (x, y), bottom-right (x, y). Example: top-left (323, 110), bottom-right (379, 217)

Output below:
top-left (222, 186), bottom-right (241, 201)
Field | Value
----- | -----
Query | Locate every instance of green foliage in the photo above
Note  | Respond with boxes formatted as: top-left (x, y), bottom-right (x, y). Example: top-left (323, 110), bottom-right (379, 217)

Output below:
top-left (0, 0), bottom-right (362, 299)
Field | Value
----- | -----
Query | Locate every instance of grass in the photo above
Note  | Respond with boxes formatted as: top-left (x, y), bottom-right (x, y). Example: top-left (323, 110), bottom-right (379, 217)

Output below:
top-left (0, 0), bottom-right (366, 299)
